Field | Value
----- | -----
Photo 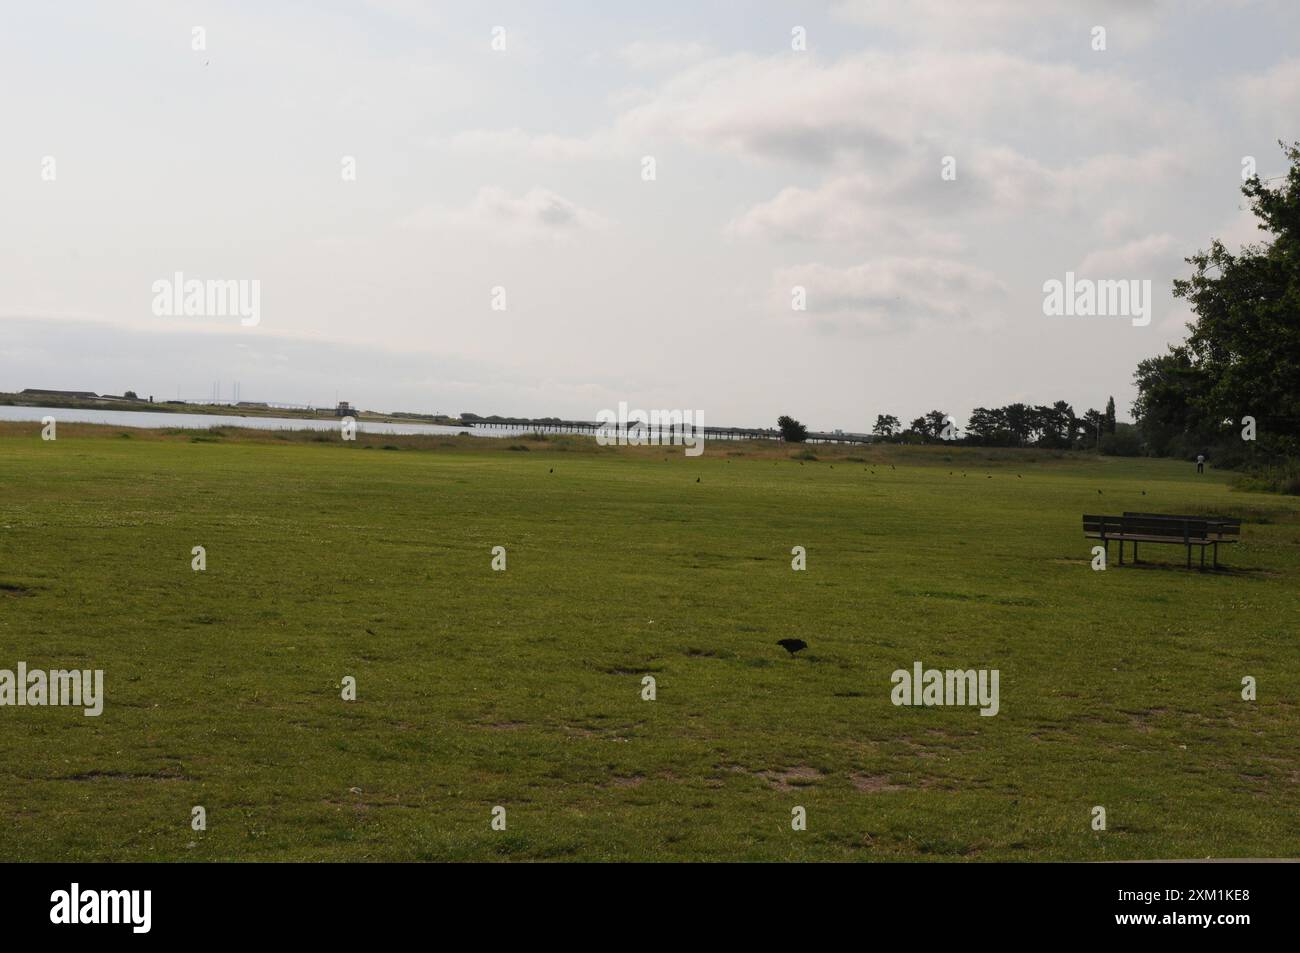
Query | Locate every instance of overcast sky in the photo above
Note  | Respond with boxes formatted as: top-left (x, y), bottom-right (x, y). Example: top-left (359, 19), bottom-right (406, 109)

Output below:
top-left (2, 1), bottom-right (1297, 428)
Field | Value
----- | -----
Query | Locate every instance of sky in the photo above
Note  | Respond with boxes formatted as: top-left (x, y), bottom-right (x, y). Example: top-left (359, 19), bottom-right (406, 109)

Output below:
top-left (2, 0), bottom-right (1298, 430)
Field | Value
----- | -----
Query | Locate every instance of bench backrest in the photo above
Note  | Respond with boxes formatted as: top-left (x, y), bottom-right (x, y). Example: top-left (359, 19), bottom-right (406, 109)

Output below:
top-left (1083, 514), bottom-right (1124, 537)
top-left (1122, 512), bottom-right (1242, 539)
top-left (1124, 515), bottom-right (1209, 540)
top-left (1084, 514), bottom-right (1212, 541)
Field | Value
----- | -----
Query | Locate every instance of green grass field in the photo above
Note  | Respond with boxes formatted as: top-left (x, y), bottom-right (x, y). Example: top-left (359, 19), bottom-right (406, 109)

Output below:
top-left (1, 422), bottom-right (1297, 861)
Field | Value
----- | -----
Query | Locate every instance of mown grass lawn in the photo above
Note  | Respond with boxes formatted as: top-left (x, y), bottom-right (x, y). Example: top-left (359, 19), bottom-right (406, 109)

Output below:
top-left (1, 422), bottom-right (1297, 861)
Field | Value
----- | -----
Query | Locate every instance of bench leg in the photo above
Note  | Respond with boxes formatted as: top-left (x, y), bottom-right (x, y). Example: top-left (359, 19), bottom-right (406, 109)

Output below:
top-left (1133, 541), bottom-right (1138, 563)
top-left (1186, 545), bottom-right (1191, 569)
top-left (1200, 545), bottom-right (1206, 571)
top-left (1213, 542), bottom-right (1219, 569)
top-left (1118, 540), bottom-right (1124, 565)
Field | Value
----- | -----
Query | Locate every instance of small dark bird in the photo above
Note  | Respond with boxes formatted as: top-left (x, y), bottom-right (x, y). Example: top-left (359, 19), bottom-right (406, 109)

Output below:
top-left (365, 628), bottom-right (376, 636)
top-left (1141, 490), bottom-right (1146, 496)
top-left (549, 468), bottom-right (553, 473)
top-left (1097, 489), bottom-right (1103, 495)
top-left (1017, 474), bottom-right (1022, 478)
top-left (987, 475), bottom-right (992, 479)
top-left (890, 465), bottom-right (896, 470)
top-left (696, 477), bottom-right (701, 483)
top-left (776, 638), bottom-right (807, 656)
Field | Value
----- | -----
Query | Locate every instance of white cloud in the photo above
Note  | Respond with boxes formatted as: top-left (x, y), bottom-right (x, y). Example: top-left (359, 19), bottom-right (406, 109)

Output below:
top-left (726, 174), bottom-right (964, 251)
top-left (727, 148), bottom-right (1183, 247)
top-left (775, 258), bottom-right (1008, 334)
top-left (615, 50), bottom-right (1183, 169)
top-left (1235, 58), bottom-right (1300, 138)
top-left (403, 187), bottom-right (608, 241)
top-left (1076, 233), bottom-right (1182, 276)
top-left (452, 49), bottom-right (1183, 170)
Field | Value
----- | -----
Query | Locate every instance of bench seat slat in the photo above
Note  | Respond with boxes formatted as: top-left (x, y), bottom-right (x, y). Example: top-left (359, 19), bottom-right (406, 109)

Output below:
top-left (1084, 531), bottom-right (1220, 545)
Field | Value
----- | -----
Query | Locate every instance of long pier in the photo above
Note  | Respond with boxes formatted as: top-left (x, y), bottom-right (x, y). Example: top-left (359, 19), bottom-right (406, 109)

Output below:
top-left (464, 419), bottom-right (876, 445)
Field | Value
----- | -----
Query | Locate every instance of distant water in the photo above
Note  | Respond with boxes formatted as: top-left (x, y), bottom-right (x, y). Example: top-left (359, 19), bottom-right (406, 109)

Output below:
top-left (0, 405), bottom-right (511, 437)
top-left (2, 405), bottom-right (790, 444)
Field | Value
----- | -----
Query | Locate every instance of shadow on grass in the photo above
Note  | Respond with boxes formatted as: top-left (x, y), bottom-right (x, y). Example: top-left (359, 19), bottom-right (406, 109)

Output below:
top-left (1118, 560), bottom-right (1273, 576)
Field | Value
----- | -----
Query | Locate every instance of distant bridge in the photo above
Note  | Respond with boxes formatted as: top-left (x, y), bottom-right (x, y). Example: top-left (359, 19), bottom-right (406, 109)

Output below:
top-left (466, 418), bottom-right (877, 445)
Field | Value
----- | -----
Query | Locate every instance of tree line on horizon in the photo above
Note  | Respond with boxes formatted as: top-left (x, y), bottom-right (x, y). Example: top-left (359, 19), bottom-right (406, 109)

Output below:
top-left (868, 397), bottom-right (1127, 451)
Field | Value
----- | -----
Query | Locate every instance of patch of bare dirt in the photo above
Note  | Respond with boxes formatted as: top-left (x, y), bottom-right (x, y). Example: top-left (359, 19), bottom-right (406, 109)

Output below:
top-left (850, 773), bottom-right (906, 793)
top-left (756, 766), bottom-right (824, 790)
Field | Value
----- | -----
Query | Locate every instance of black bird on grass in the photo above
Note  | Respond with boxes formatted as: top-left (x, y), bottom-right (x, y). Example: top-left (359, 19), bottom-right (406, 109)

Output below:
top-left (696, 476), bottom-right (701, 483)
top-left (776, 638), bottom-right (807, 656)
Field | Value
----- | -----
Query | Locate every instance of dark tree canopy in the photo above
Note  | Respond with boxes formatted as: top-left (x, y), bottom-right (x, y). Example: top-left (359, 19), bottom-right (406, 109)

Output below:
top-left (1136, 140), bottom-right (1300, 459)
top-left (777, 415), bottom-right (808, 443)
top-left (872, 414), bottom-right (900, 437)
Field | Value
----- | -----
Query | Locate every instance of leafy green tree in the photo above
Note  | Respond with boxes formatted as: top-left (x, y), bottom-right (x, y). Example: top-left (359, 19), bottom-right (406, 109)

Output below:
top-left (1132, 352), bottom-right (1213, 455)
top-left (1051, 400), bottom-right (1077, 446)
top-left (1136, 140), bottom-right (1300, 460)
top-left (1001, 403), bottom-right (1034, 446)
top-left (872, 414), bottom-right (900, 438)
top-left (924, 410), bottom-right (952, 440)
top-left (1080, 409), bottom-right (1106, 449)
top-left (777, 415), bottom-right (809, 443)
top-left (965, 406), bottom-right (1008, 445)
top-left (1104, 396), bottom-right (1116, 434)
top-left (1101, 423), bottom-right (1144, 457)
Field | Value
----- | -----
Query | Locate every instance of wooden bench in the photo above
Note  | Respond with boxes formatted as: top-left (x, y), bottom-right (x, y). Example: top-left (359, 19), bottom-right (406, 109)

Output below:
top-left (1123, 513), bottom-right (1242, 569)
top-left (1083, 513), bottom-right (1241, 569)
